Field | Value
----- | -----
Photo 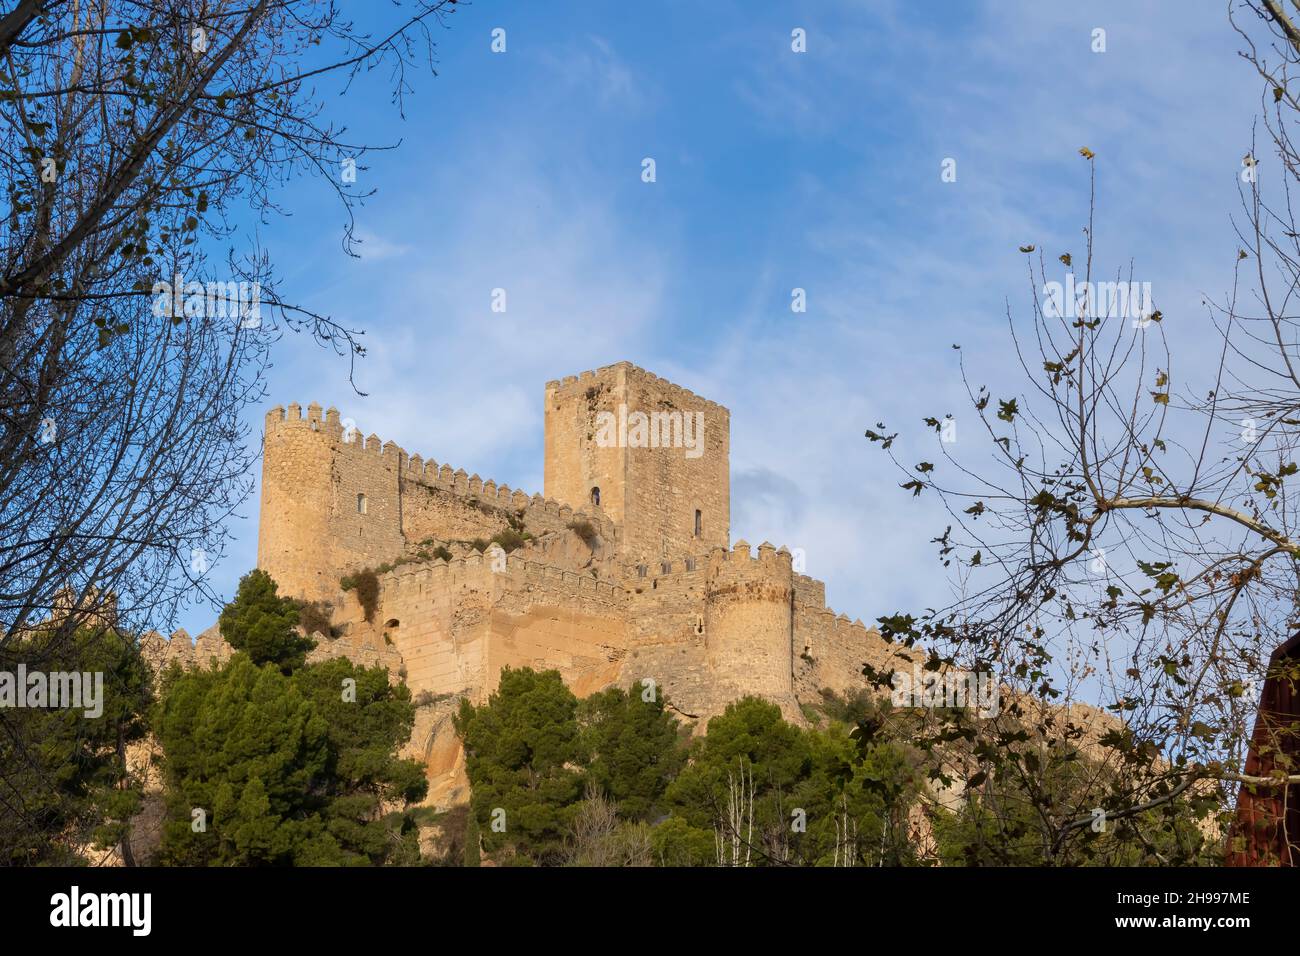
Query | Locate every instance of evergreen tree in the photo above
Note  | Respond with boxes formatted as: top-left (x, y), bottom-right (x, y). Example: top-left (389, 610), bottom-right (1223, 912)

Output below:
top-left (662, 696), bottom-right (923, 866)
top-left (155, 570), bottom-right (427, 866)
top-left (578, 684), bottom-right (685, 821)
top-left (218, 569), bottom-right (315, 673)
top-left (454, 667), bottom-right (584, 864)
top-left (294, 657), bottom-right (428, 863)
top-left (0, 627), bottom-right (152, 864)
top-left (154, 655), bottom-right (329, 865)
top-left (154, 653), bottom-right (428, 866)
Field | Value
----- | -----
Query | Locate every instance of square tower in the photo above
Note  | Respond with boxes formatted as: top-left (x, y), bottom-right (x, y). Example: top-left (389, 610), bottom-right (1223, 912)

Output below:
top-left (544, 362), bottom-right (730, 564)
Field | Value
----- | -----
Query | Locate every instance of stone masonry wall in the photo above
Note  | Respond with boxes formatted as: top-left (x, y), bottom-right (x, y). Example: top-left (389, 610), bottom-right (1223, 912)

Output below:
top-left (622, 364), bottom-right (730, 562)
top-left (259, 403), bottom-right (404, 602)
top-left (260, 401), bottom-right (616, 603)
top-left (544, 362), bottom-right (729, 567)
top-left (704, 541), bottom-right (799, 719)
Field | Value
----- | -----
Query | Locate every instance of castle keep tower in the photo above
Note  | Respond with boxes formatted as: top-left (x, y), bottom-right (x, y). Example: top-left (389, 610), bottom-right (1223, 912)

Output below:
top-left (544, 363), bottom-right (730, 565)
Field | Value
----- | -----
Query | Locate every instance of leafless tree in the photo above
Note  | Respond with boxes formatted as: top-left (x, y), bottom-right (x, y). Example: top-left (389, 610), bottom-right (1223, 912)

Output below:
top-left (833, 793), bottom-right (856, 867)
top-left (0, 0), bottom-right (460, 863)
top-left (566, 785), bottom-right (653, 867)
top-left (861, 0), bottom-right (1300, 866)
top-left (715, 759), bottom-right (754, 867)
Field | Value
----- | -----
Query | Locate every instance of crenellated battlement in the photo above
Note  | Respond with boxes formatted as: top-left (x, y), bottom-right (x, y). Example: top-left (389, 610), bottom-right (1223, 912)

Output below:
top-left (713, 539), bottom-right (792, 566)
top-left (368, 547), bottom-right (626, 611)
top-left (138, 625), bottom-right (233, 678)
top-left (630, 539), bottom-right (804, 596)
top-left (264, 400), bottom-right (617, 546)
top-left (544, 361), bottom-right (730, 562)
top-left (545, 361), bottom-right (728, 416)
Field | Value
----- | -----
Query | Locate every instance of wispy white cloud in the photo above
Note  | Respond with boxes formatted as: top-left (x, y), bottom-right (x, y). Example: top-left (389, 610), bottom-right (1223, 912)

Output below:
top-left (537, 34), bottom-right (644, 110)
top-left (349, 229), bottom-right (411, 261)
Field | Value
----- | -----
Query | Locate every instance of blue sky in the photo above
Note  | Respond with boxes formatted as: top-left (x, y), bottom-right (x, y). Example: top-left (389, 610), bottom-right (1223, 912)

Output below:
top-left (177, 0), bottom-right (1262, 638)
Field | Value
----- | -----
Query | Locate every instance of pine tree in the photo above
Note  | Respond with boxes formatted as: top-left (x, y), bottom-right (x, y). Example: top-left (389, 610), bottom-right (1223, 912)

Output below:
top-left (463, 814), bottom-right (481, 867)
top-left (155, 571), bottom-right (427, 866)
top-left (578, 685), bottom-right (685, 820)
top-left (454, 667), bottom-right (584, 864)
top-left (0, 628), bottom-right (152, 864)
top-left (218, 570), bottom-right (315, 673)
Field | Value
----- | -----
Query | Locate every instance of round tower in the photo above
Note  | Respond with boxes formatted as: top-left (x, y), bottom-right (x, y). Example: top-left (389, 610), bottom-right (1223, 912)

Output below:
top-left (257, 403), bottom-right (339, 601)
top-left (258, 403), bottom-right (405, 603)
top-left (704, 540), bottom-right (797, 708)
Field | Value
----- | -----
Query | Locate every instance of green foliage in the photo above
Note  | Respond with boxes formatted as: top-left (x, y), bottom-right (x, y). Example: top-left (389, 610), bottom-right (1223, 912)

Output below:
top-left (665, 697), bottom-right (812, 831)
top-left (650, 815), bottom-right (715, 866)
top-left (578, 684), bottom-right (686, 821)
top-left (373, 545), bottom-right (455, 574)
top-left (490, 528), bottom-right (529, 553)
top-left (454, 668), bottom-right (585, 864)
top-left (154, 656), bottom-right (325, 865)
top-left (577, 681), bottom-right (686, 822)
top-left (0, 628), bottom-right (152, 864)
top-left (219, 570), bottom-right (315, 672)
top-left (933, 755), bottom-right (1223, 867)
top-left (445, 672), bottom-right (1218, 868)
top-left (154, 653), bottom-right (426, 866)
top-left (456, 521), bottom-right (535, 557)
top-left (663, 697), bottom-right (923, 866)
top-left (293, 657), bottom-right (428, 806)
top-left (452, 677), bottom-right (928, 867)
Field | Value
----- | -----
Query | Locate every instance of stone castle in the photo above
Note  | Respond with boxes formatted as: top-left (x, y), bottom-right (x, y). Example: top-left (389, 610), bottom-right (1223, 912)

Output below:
top-left (146, 362), bottom-right (898, 806)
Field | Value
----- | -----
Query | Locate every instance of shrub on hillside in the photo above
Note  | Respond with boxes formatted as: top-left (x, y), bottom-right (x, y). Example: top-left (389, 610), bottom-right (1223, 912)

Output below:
top-left (298, 601), bottom-right (336, 639)
top-left (567, 519), bottom-right (598, 547)
top-left (340, 568), bottom-right (380, 622)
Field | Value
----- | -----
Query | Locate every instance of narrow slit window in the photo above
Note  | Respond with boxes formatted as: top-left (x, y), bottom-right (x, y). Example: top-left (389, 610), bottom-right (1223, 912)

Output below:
top-left (694, 509), bottom-right (702, 537)
top-left (591, 486), bottom-right (601, 507)
top-left (357, 493), bottom-right (367, 515)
